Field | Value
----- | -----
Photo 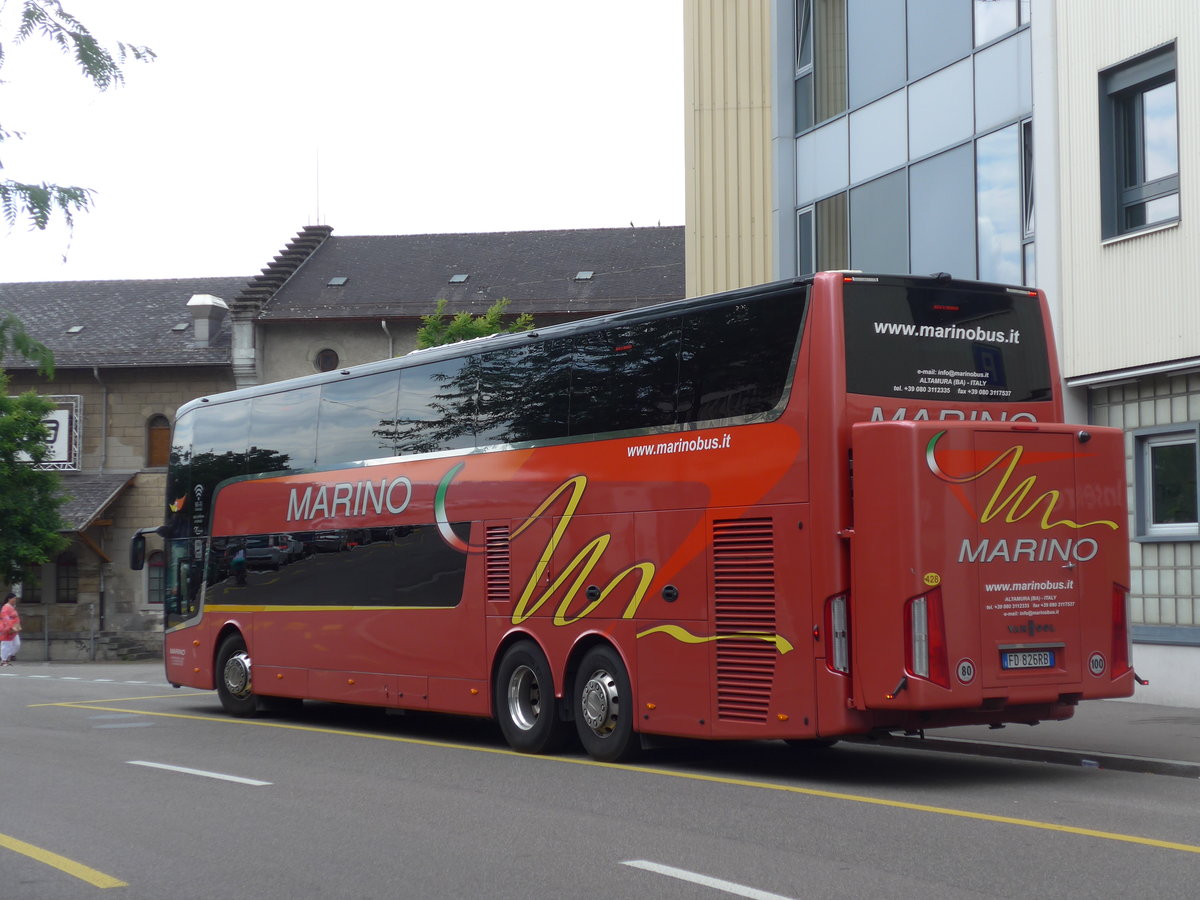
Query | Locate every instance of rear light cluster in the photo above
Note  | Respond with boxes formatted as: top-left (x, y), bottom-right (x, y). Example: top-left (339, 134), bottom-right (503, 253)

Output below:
top-left (1112, 584), bottom-right (1132, 675)
top-left (906, 590), bottom-right (950, 688)
top-left (825, 594), bottom-right (850, 674)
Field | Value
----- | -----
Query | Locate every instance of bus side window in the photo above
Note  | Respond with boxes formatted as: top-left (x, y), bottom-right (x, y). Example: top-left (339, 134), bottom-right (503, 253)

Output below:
top-left (393, 358), bottom-right (477, 453)
top-left (249, 387), bottom-right (319, 473)
top-left (191, 402), bottom-right (251, 527)
top-left (569, 317), bottom-right (682, 436)
top-left (477, 341), bottom-right (571, 445)
top-left (317, 372), bottom-right (400, 464)
top-left (679, 293), bottom-right (806, 423)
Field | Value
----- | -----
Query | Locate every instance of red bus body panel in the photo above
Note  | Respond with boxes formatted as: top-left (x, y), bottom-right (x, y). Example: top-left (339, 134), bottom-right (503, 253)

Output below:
top-left (848, 420), bottom-right (1133, 720)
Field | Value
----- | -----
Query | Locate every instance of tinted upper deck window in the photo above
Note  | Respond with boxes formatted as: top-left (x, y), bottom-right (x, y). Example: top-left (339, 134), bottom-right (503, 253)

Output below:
top-left (476, 341), bottom-right (571, 445)
top-left (391, 358), bottom-right (477, 454)
top-left (248, 387), bottom-right (319, 473)
top-left (569, 317), bottom-right (682, 436)
top-left (317, 372), bottom-right (399, 463)
top-left (678, 289), bottom-right (807, 423)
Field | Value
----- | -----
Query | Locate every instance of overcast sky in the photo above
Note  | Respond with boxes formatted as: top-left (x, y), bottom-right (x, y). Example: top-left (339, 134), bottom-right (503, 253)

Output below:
top-left (1, 1), bottom-right (684, 283)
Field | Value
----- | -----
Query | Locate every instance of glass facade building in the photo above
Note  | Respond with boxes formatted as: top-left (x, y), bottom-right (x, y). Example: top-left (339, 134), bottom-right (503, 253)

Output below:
top-left (778, 0), bottom-right (1034, 284)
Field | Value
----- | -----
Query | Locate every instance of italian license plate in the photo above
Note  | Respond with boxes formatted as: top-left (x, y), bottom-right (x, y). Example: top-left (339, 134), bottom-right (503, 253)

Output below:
top-left (1001, 650), bottom-right (1054, 669)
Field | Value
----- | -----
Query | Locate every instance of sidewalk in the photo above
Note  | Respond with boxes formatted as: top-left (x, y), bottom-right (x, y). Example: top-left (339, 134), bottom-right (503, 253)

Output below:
top-left (858, 698), bottom-right (1200, 777)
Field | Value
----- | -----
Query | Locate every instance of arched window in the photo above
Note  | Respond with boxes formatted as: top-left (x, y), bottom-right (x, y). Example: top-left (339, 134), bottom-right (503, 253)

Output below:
top-left (147, 550), bottom-right (165, 605)
top-left (147, 415), bottom-right (171, 467)
top-left (56, 553), bottom-right (78, 604)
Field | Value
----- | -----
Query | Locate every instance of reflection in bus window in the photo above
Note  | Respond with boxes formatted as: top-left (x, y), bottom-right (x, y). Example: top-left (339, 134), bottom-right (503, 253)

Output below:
top-left (249, 387), bottom-right (319, 473)
top-left (191, 401), bottom-right (251, 512)
top-left (569, 318), bottom-right (682, 436)
top-left (679, 292), bottom-right (807, 422)
top-left (477, 341), bottom-right (571, 445)
top-left (387, 358), bottom-right (477, 454)
top-left (317, 372), bottom-right (399, 463)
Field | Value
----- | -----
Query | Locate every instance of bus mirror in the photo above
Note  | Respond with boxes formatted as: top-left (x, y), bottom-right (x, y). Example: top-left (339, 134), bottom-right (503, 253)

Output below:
top-left (129, 525), bottom-right (166, 571)
top-left (130, 533), bottom-right (146, 571)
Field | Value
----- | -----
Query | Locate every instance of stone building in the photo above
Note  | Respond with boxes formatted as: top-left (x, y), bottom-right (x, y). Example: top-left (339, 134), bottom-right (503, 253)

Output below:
top-left (1, 276), bottom-right (246, 659)
top-left (1, 224), bottom-right (684, 658)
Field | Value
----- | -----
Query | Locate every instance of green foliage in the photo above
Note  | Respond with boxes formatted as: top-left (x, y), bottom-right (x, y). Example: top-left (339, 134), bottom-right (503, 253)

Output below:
top-left (415, 298), bottom-right (535, 350)
top-left (0, 370), bottom-right (69, 584)
top-left (1, 1), bottom-right (155, 231)
top-left (0, 311), bottom-right (55, 376)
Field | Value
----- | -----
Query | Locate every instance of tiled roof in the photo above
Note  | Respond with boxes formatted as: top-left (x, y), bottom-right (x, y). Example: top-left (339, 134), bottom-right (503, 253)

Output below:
top-left (57, 473), bottom-right (136, 532)
top-left (0, 225), bottom-right (686, 371)
top-left (0, 276), bottom-right (250, 369)
top-left (255, 226), bottom-right (685, 320)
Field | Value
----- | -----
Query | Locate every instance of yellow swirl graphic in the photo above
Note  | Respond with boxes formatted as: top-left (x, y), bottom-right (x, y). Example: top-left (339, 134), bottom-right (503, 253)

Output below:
top-left (637, 624), bottom-right (794, 655)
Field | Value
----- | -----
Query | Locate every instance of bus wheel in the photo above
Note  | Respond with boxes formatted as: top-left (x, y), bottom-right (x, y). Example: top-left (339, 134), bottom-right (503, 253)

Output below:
top-left (494, 642), bottom-right (569, 754)
top-left (215, 634), bottom-right (258, 717)
top-left (573, 646), bottom-right (640, 762)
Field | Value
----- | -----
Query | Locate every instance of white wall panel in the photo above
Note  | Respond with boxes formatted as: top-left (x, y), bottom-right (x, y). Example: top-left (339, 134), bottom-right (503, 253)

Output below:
top-left (1056, 0), bottom-right (1200, 378)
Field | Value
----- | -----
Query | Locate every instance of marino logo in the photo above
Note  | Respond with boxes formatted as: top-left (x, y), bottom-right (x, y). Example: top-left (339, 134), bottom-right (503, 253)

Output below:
top-left (1008, 619), bottom-right (1056, 635)
top-left (922, 431), bottom-right (1119, 565)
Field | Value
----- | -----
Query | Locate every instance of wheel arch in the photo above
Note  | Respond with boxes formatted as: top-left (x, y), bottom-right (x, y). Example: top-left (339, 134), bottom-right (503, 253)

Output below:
top-left (213, 622), bottom-right (246, 673)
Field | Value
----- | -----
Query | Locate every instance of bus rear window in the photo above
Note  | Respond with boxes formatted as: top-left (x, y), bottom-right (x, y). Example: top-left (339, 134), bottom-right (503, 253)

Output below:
top-left (842, 282), bottom-right (1052, 403)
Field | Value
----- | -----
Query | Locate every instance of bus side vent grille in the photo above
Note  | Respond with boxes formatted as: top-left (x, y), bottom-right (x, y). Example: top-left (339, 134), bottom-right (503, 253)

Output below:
top-left (712, 517), bottom-right (777, 723)
top-left (485, 525), bottom-right (511, 604)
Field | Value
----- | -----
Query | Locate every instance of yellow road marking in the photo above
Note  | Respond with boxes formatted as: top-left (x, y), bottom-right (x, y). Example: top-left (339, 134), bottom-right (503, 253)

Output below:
top-left (29, 693), bottom-right (191, 707)
top-left (0, 833), bottom-right (127, 889)
top-left (48, 697), bottom-right (1200, 857)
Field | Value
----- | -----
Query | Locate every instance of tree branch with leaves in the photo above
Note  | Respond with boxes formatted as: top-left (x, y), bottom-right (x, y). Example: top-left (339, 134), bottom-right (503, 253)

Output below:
top-left (1, 0), bottom-right (154, 231)
top-left (415, 298), bottom-right (535, 350)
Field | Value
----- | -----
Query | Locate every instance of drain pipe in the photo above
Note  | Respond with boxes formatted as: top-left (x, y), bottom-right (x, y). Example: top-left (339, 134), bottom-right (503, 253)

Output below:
top-left (91, 367), bottom-right (109, 659)
top-left (381, 320), bottom-right (394, 358)
top-left (92, 367), bottom-right (108, 475)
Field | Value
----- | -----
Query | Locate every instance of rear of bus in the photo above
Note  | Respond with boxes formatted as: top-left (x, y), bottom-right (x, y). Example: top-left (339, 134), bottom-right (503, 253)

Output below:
top-left (809, 272), bottom-right (1134, 735)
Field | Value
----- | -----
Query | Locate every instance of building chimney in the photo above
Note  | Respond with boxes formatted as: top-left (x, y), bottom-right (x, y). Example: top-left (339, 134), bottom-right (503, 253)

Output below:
top-left (187, 294), bottom-right (229, 348)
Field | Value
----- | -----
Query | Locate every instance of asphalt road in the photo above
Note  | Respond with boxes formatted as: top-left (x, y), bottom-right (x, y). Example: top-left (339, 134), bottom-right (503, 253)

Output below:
top-left (3, 663), bottom-right (1200, 899)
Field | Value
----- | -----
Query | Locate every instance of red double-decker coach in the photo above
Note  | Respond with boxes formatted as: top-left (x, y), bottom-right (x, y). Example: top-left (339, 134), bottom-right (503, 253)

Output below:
top-left (132, 272), bottom-right (1135, 761)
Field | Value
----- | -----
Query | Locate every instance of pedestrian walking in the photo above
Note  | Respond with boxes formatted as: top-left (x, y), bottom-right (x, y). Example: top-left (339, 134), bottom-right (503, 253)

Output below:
top-left (0, 592), bottom-right (21, 666)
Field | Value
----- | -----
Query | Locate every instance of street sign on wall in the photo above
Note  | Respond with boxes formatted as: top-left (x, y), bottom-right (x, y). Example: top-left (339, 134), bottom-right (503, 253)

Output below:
top-left (14, 395), bottom-right (82, 470)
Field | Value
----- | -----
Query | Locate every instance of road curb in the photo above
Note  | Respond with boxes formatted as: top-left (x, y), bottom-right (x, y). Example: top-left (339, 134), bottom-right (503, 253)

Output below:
top-left (848, 734), bottom-right (1200, 778)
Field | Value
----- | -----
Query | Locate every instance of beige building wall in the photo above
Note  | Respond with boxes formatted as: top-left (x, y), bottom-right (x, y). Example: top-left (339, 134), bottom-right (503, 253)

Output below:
top-left (259, 321), bottom-right (418, 384)
top-left (1056, 1), bottom-right (1200, 379)
top-left (684, 0), bottom-right (774, 296)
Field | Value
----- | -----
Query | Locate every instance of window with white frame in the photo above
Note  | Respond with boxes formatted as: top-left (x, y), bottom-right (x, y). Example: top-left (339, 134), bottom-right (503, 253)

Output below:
top-left (1135, 425), bottom-right (1199, 540)
top-left (1100, 43), bottom-right (1179, 239)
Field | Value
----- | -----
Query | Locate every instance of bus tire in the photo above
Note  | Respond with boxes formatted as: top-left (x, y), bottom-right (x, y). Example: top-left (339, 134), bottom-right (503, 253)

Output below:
top-left (494, 642), bottom-right (570, 754)
top-left (573, 646), bottom-right (640, 762)
top-left (215, 633), bottom-right (258, 717)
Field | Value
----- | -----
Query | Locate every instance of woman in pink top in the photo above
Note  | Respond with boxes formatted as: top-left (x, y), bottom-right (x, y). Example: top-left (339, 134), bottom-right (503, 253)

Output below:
top-left (0, 592), bottom-right (21, 666)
